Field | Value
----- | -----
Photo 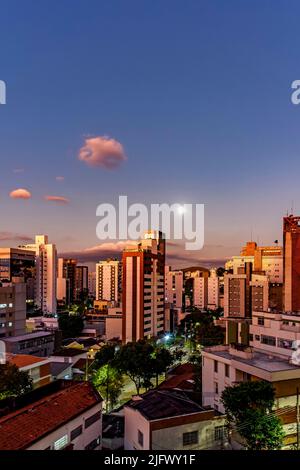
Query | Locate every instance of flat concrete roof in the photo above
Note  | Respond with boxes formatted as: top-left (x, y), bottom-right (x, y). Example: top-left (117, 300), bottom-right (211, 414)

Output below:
top-left (3, 331), bottom-right (54, 342)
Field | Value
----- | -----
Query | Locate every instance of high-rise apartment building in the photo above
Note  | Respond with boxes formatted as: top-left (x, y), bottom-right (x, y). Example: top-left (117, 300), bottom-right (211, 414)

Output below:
top-left (96, 259), bottom-right (120, 302)
top-left (23, 235), bottom-right (57, 315)
top-left (88, 272), bottom-right (96, 298)
top-left (225, 241), bottom-right (283, 283)
top-left (0, 248), bottom-right (35, 303)
top-left (283, 215), bottom-right (300, 312)
top-left (164, 266), bottom-right (183, 308)
top-left (122, 231), bottom-right (165, 343)
top-left (56, 258), bottom-right (77, 305)
top-left (75, 265), bottom-right (88, 301)
top-left (207, 269), bottom-right (219, 310)
top-left (193, 269), bottom-right (220, 310)
top-left (0, 283), bottom-right (26, 338)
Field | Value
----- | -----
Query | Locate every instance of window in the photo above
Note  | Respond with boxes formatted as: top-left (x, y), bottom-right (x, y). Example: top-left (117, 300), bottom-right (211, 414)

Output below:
top-left (258, 317), bottom-right (264, 326)
top-left (183, 431), bottom-right (198, 446)
top-left (138, 430), bottom-right (144, 447)
top-left (214, 382), bottom-right (219, 394)
top-left (54, 435), bottom-right (68, 450)
top-left (214, 360), bottom-right (218, 373)
top-left (261, 335), bottom-right (276, 346)
top-left (277, 338), bottom-right (293, 349)
top-left (85, 410), bottom-right (101, 428)
top-left (70, 425), bottom-right (82, 441)
top-left (85, 437), bottom-right (100, 450)
top-left (214, 426), bottom-right (227, 441)
top-left (255, 335), bottom-right (260, 341)
top-left (225, 364), bottom-right (229, 378)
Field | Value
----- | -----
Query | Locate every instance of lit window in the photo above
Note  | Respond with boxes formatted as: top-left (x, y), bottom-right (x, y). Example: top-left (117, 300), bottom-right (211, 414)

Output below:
top-left (54, 435), bottom-right (68, 450)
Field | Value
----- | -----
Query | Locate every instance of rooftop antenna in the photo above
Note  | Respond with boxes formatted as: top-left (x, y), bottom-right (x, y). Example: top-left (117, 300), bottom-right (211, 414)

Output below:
top-left (291, 200), bottom-right (294, 216)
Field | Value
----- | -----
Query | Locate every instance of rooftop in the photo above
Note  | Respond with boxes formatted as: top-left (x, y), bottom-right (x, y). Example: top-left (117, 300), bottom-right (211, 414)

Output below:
top-left (7, 354), bottom-right (49, 368)
top-left (0, 381), bottom-right (102, 450)
top-left (49, 361), bottom-right (71, 377)
top-left (52, 348), bottom-right (86, 357)
top-left (126, 389), bottom-right (206, 421)
top-left (159, 363), bottom-right (195, 391)
top-left (3, 331), bottom-right (54, 343)
top-left (204, 345), bottom-right (300, 374)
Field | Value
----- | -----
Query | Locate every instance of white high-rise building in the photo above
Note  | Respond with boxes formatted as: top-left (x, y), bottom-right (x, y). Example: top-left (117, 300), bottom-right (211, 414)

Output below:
top-left (193, 277), bottom-right (207, 309)
top-left (193, 269), bottom-right (220, 310)
top-left (164, 266), bottom-right (183, 308)
top-left (96, 260), bottom-right (120, 302)
top-left (23, 235), bottom-right (57, 314)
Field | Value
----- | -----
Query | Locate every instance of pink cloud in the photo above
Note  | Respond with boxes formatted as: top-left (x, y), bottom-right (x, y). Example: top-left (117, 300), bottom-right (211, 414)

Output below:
top-left (56, 176), bottom-right (65, 181)
top-left (0, 232), bottom-right (32, 242)
top-left (44, 195), bottom-right (70, 204)
top-left (9, 188), bottom-right (31, 199)
top-left (78, 136), bottom-right (127, 169)
top-left (13, 168), bottom-right (25, 174)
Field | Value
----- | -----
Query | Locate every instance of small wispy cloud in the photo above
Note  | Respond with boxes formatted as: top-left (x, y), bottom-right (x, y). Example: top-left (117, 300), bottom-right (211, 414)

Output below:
top-left (55, 176), bottom-right (65, 181)
top-left (0, 232), bottom-right (32, 242)
top-left (13, 168), bottom-right (25, 174)
top-left (78, 136), bottom-right (127, 169)
top-left (44, 195), bottom-right (70, 204)
top-left (9, 188), bottom-right (31, 199)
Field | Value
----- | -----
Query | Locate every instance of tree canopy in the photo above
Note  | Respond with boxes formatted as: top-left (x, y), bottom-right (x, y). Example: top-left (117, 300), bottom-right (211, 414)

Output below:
top-left (221, 381), bottom-right (284, 450)
top-left (58, 313), bottom-right (84, 339)
top-left (0, 363), bottom-right (33, 400)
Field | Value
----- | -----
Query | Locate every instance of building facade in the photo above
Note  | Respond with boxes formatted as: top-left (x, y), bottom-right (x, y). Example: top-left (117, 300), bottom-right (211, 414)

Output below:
top-left (164, 266), bottom-right (183, 309)
top-left (283, 215), bottom-right (300, 312)
top-left (0, 283), bottom-right (26, 338)
top-left (23, 236), bottom-right (57, 314)
top-left (122, 231), bottom-right (165, 343)
top-left (96, 259), bottom-right (120, 302)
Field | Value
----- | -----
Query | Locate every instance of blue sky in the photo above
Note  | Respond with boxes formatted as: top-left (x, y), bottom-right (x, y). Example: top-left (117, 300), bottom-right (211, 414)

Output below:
top-left (0, 0), bottom-right (300, 267)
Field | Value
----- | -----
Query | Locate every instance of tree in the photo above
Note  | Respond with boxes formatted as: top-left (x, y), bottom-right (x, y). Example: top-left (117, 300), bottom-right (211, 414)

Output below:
top-left (151, 347), bottom-right (174, 386)
top-left (188, 352), bottom-right (202, 393)
top-left (114, 340), bottom-right (155, 394)
top-left (58, 313), bottom-right (84, 339)
top-left (93, 344), bottom-right (116, 369)
top-left (0, 363), bottom-right (33, 400)
top-left (93, 365), bottom-right (123, 412)
top-left (180, 309), bottom-right (224, 347)
top-left (221, 381), bottom-right (284, 450)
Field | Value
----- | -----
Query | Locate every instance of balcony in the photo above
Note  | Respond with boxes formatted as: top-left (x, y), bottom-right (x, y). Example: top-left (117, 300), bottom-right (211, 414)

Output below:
top-left (280, 324), bottom-right (300, 333)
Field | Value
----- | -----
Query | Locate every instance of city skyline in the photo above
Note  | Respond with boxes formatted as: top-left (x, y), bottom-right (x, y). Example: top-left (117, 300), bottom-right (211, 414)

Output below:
top-left (1, 0), bottom-right (300, 268)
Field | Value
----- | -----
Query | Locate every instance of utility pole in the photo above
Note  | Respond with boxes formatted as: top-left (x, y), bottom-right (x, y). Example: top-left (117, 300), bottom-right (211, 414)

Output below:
top-left (297, 387), bottom-right (300, 450)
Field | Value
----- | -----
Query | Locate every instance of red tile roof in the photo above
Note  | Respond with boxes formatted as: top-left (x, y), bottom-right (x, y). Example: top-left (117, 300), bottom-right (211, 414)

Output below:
top-left (7, 354), bottom-right (47, 368)
top-left (0, 382), bottom-right (102, 450)
top-left (158, 362), bottom-right (195, 391)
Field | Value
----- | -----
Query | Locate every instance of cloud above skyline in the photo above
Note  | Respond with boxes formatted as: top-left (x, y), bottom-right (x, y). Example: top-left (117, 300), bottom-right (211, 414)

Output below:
top-left (0, 231), bottom-right (32, 242)
top-left (9, 188), bottom-right (31, 199)
top-left (44, 195), bottom-right (70, 204)
top-left (78, 136), bottom-right (127, 169)
top-left (55, 176), bottom-right (65, 181)
top-left (60, 240), bottom-right (230, 269)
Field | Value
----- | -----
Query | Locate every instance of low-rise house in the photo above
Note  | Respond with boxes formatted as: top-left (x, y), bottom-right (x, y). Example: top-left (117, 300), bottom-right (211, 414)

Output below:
top-left (202, 343), bottom-right (300, 448)
top-left (50, 348), bottom-right (87, 366)
top-left (3, 331), bottom-right (55, 357)
top-left (124, 389), bottom-right (228, 450)
top-left (7, 354), bottom-right (52, 389)
top-left (0, 380), bottom-right (103, 450)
